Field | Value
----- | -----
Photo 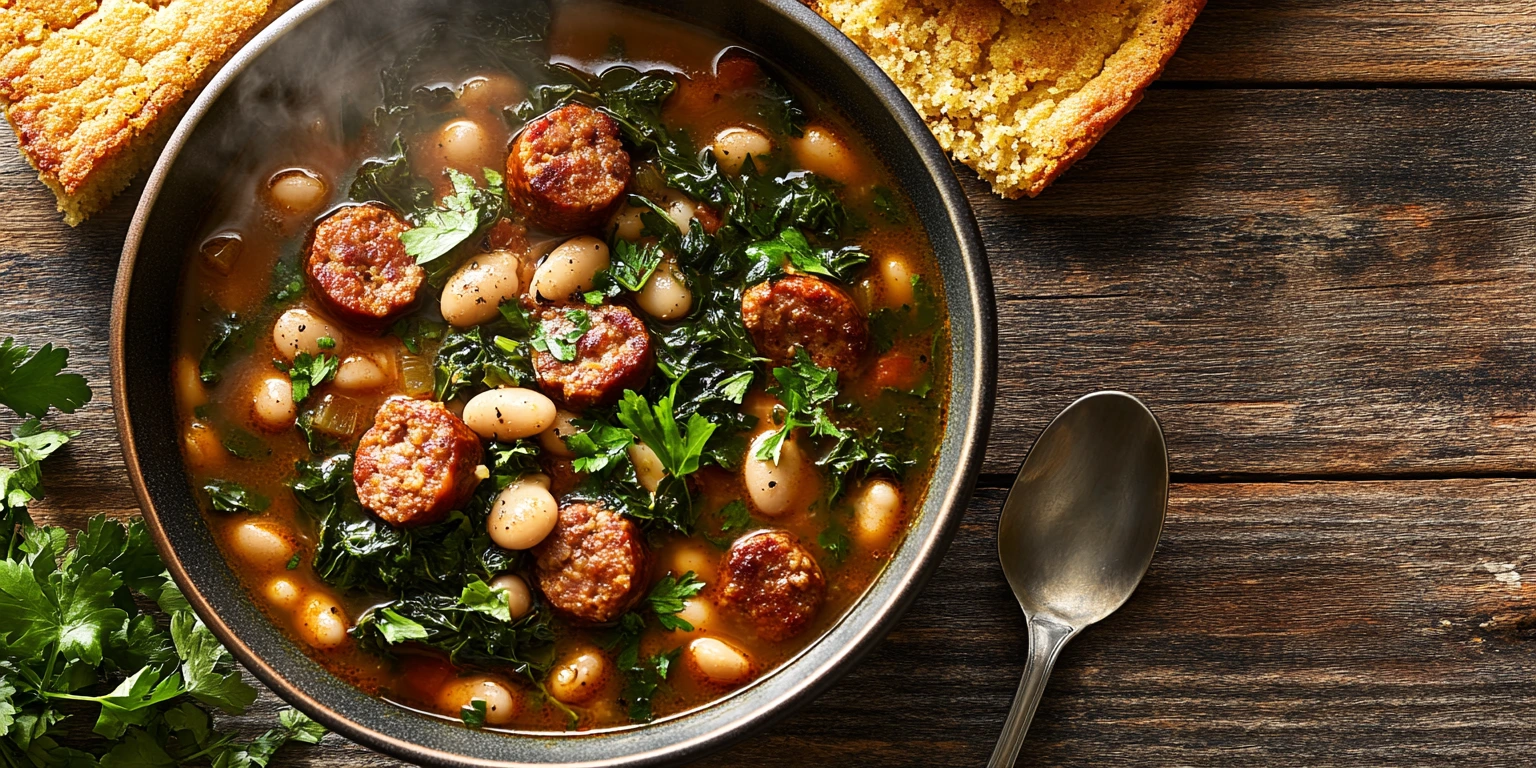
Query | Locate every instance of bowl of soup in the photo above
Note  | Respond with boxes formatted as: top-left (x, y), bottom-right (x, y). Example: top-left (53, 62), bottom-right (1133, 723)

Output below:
top-left (112, 0), bottom-right (994, 763)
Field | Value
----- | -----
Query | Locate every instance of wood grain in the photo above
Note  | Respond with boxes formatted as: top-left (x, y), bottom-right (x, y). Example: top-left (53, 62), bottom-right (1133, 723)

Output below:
top-left (976, 87), bottom-right (1536, 476)
top-left (1164, 1), bottom-right (1536, 83)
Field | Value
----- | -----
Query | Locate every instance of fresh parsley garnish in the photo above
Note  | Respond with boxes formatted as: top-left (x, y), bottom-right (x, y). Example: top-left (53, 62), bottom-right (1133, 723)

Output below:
top-left (531, 309), bottom-right (591, 363)
top-left (607, 238), bottom-right (666, 293)
top-left (818, 522), bottom-right (852, 563)
top-left (0, 337), bottom-right (92, 419)
top-left (744, 227), bottom-right (868, 284)
top-left (460, 698), bottom-right (489, 728)
top-left (316, 336), bottom-right (337, 350)
top-left (602, 611), bottom-right (682, 722)
top-left (201, 479), bottom-right (271, 513)
top-left (1, 420), bottom-right (77, 517)
top-left (398, 168), bottom-right (506, 265)
top-left (565, 420), bottom-right (635, 475)
top-left (616, 389), bottom-right (717, 480)
top-left (755, 349), bottom-right (840, 464)
top-left (276, 352), bottom-right (339, 404)
top-left (649, 571), bottom-right (706, 631)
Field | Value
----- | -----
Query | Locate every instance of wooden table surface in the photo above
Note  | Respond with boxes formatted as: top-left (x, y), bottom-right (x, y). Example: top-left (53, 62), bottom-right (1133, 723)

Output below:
top-left (5, 2), bottom-right (1536, 764)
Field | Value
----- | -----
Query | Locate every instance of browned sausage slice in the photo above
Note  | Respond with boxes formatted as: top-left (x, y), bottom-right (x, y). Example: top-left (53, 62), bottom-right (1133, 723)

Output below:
top-left (353, 397), bottom-right (483, 528)
top-left (507, 104), bottom-right (631, 234)
top-left (532, 303), bottom-right (654, 410)
top-left (718, 529), bottom-right (825, 642)
top-left (305, 204), bottom-right (424, 333)
top-left (741, 275), bottom-right (867, 373)
top-left (533, 500), bottom-right (647, 624)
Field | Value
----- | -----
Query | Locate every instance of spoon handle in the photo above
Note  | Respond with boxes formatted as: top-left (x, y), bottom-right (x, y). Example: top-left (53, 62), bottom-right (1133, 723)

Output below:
top-left (987, 615), bottom-right (1076, 768)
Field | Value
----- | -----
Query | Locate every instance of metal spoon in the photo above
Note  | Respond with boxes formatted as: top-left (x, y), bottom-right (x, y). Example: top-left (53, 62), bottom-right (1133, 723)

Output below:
top-left (987, 391), bottom-right (1169, 768)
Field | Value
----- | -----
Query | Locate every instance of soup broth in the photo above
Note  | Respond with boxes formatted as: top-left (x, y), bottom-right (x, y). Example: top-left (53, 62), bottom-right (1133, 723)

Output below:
top-left (172, 0), bottom-right (948, 733)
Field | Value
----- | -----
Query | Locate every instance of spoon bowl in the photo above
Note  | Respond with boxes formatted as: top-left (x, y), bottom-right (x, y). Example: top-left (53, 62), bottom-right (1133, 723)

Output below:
top-left (988, 391), bottom-right (1168, 768)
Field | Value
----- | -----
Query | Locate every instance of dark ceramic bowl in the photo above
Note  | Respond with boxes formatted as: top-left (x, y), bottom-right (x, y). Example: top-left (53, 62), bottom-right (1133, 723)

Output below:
top-left (111, 0), bottom-right (995, 764)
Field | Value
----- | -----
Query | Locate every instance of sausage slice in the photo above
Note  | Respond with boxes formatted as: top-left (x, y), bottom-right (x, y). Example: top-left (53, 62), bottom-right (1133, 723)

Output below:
top-left (353, 398), bottom-right (483, 528)
top-left (533, 500), bottom-right (647, 624)
top-left (507, 104), bottom-right (631, 234)
top-left (718, 529), bottom-right (825, 642)
top-left (741, 275), bottom-right (867, 373)
top-left (532, 303), bottom-right (654, 410)
top-left (305, 204), bottom-right (424, 333)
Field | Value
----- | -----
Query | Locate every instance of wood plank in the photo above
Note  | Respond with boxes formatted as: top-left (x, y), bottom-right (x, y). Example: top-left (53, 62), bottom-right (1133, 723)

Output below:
top-left (1164, 1), bottom-right (1536, 83)
top-left (28, 479), bottom-right (1536, 765)
top-left (977, 87), bottom-right (1536, 476)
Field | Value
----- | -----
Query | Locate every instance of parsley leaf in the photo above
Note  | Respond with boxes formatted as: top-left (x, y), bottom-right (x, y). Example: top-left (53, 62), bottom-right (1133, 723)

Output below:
top-left (460, 578), bottom-right (513, 623)
top-left (566, 419), bottom-right (635, 475)
top-left (0, 338), bottom-right (92, 418)
top-left (607, 238), bottom-right (666, 293)
top-left (648, 571), bottom-right (705, 631)
top-left (745, 227), bottom-right (868, 284)
top-left (531, 309), bottom-right (591, 363)
top-left (616, 389), bottom-right (717, 479)
top-left (201, 480), bottom-right (271, 513)
top-left (460, 698), bottom-right (488, 728)
top-left (277, 352), bottom-right (339, 404)
top-left (818, 522), bottom-right (852, 563)
top-left (198, 314), bottom-right (242, 385)
top-left (398, 168), bottom-right (505, 265)
top-left (623, 648), bottom-right (680, 723)
top-left (172, 610), bottom-right (259, 714)
top-left (1, 420), bottom-right (77, 515)
top-left (373, 608), bottom-right (431, 644)
top-left (755, 349), bottom-right (839, 463)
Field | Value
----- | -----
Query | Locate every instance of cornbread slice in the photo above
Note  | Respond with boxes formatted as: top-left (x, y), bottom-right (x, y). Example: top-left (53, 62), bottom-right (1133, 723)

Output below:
top-left (0, 0), bottom-right (276, 225)
top-left (809, 0), bottom-right (1204, 198)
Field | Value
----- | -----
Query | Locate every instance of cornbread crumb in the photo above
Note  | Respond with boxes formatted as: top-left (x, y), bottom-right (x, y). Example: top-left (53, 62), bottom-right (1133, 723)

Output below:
top-left (809, 0), bottom-right (1203, 198)
top-left (0, 0), bottom-right (277, 225)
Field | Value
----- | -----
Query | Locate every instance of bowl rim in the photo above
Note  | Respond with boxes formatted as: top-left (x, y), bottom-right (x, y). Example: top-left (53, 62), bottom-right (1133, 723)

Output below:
top-left (111, 0), bottom-right (996, 764)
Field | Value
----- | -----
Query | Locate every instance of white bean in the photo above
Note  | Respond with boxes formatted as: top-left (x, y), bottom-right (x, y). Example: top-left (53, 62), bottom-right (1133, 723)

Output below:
top-left (609, 204), bottom-right (644, 241)
top-left (272, 308), bottom-right (341, 361)
top-left (547, 649), bottom-right (608, 705)
top-left (265, 576), bottom-right (304, 610)
top-left (437, 676), bottom-right (519, 726)
top-left (464, 387), bottom-right (557, 441)
top-left (487, 478), bottom-right (559, 550)
top-left (878, 256), bottom-right (916, 309)
top-left (636, 261), bottom-right (693, 320)
top-left (457, 74), bottom-right (526, 112)
top-left (298, 595), bottom-right (349, 649)
top-left (538, 410), bottom-right (582, 458)
top-left (629, 442), bottom-right (666, 493)
top-left (674, 597), bottom-right (714, 633)
top-left (490, 573), bottom-right (533, 619)
top-left (853, 479), bottom-right (903, 549)
top-left (531, 236), bottom-right (609, 302)
top-left (791, 125), bottom-right (859, 184)
top-left (663, 191), bottom-right (696, 234)
top-left (712, 127), bottom-right (773, 175)
top-left (687, 638), bottom-right (752, 685)
top-left (434, 119), bottom-right (496, 172)
top-left (251, 375), bottom-right (297, 431)
top-left (442, 250), bottom-right (522, 327)
top-left (182, 421), bottom-right (225, 473)
top-left (334, 356), bottom-right (390, 392)
top-left (671, 544), bottom-right (717, 584)
top-left (230, 520), bottom-right (296, 570)
top-left (744, 431), bottom-right (805, 516)
top-left (268, 169), bottom-right (327, 214)
top-left (176, 355), bottom-right (207, 409)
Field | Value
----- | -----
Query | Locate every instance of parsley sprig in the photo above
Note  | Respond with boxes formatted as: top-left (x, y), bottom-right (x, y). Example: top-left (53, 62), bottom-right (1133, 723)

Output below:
top-left (0, 338), bottom-right (91, 419)
top-left (275, 352), bottom-right (338, 404)
top-left (754, 349), bottom-right (840, 464)
top-left (531, 309), bottom-right (591, 363)
top-left (398, 168), bottom-right (506, 265)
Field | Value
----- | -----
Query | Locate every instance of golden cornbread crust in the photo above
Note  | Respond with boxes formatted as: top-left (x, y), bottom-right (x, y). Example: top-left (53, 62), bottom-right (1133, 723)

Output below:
top-left (0, 0), bottom-right (277, 225)
top-left (808, 0), bottom-right (1204, 198)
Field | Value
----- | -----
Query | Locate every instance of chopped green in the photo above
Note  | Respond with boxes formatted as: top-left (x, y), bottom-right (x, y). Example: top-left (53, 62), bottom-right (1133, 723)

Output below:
top-left (818, 522), bottom-right (851, 563)
top-left (616, 389), bottom-right (716, 479)
top-left (0, 337), bottom-right (92, 419)
top-left (566, 420), bottom-right (635, 475)
top-left (398, 168), bottom-right (506, 265)
top-left (198, 314), bottom-right (242, 385)
top-left (285, 552), bottom-right (302, 571)
top-left (316, 336), bottom-right (336, 350)
top-left (201, 480), bottom-right (271, 514)
top-left (648, 571), bottom-right (705, 632)
top-left (744, 227), bottom-right (868, 284)
top-left (754, 349), bottom-right (840, 464)
top-left (277, 352), bottom-right (339, 404)
top-left (531, 309), bottom-right (592, 363)
top-left (460, 578), bottom-right (513, 623)
top-left (607, 238), bottom-right (666, 293)
top-left (871, 185), bottom-right (907, 224)
top-left (460, 698), bottom-right (488, 728)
